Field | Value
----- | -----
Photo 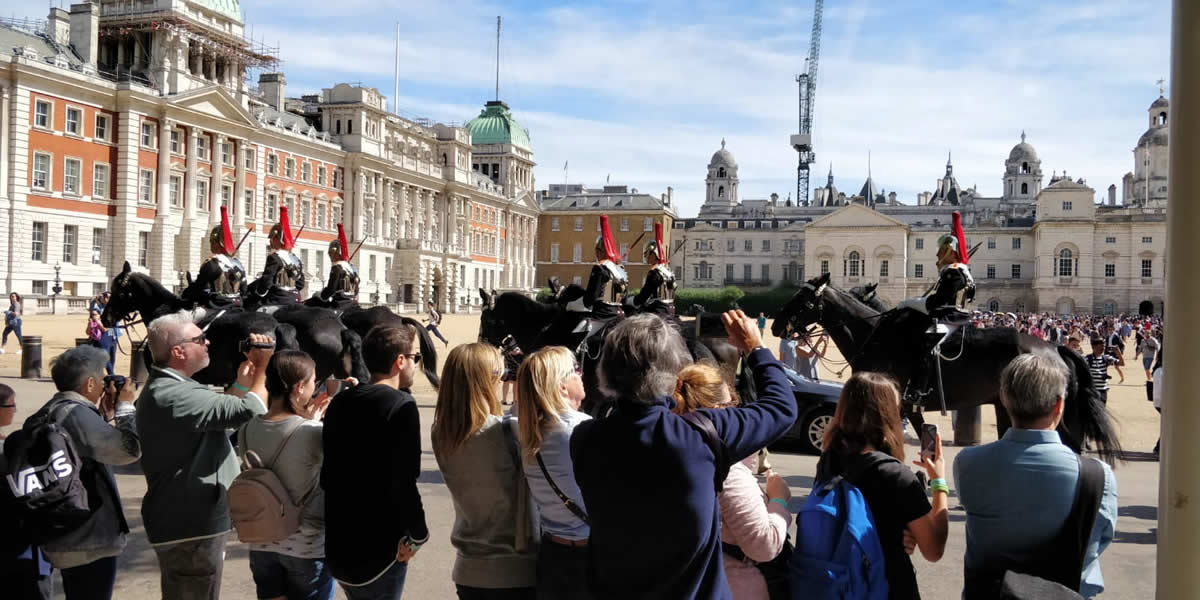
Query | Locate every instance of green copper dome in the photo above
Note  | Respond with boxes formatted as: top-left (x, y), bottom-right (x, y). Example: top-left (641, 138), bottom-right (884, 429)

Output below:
top-left (190, 0), bottom-right (243, 23)
top-left (466, 101), bottom-right (532, 152)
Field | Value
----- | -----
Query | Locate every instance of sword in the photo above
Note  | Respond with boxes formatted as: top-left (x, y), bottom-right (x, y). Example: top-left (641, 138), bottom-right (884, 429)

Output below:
top-left (619, 231), bottom-right (648, 262)
top-left (293, 224), bottom-right (306, 242)
top-left (232, 225), bottom-right (255, 255)
top-left (347, 238), bottom-right (368, 261)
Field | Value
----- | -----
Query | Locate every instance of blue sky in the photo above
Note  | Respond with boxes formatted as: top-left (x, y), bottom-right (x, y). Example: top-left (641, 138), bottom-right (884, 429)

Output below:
top-left (21, 0), bottom-right (1172, 216)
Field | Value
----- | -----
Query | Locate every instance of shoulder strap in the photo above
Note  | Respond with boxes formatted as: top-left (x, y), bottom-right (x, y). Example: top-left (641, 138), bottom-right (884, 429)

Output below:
top-left (264, 418), bottom-right (307, 469)
top-left (535, 451), bottom-right (590, 525)
top-left (1064, 456), bottom-right (1105, 572)
top-left (680, 410), bottom-right (730, 493)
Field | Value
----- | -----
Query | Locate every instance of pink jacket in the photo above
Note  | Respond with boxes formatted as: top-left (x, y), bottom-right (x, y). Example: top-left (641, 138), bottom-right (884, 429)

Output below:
top-left (719, 456), bottom-right (792, 599)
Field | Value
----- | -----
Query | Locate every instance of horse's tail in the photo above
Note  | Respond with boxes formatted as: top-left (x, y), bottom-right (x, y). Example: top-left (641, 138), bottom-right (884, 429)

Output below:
top-left (274, 323), bottom-right (299, 351)
top-left (403, 317), bottom-right (440, 389)
top-left (339, 328), bottom-right (369, 382)
top-left (1057, 345), bottom-right (1121, 465)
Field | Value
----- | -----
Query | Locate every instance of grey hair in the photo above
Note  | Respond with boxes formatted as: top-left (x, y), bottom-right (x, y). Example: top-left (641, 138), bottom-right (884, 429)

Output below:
top-left (50, 345), bottom-right (109, 393)
top-left (1000, 353), bottom-right (1069, 426)
top-left (597, 314), bottom-right (693, 403)
top-left (147, 311), bottom-right (197, 365)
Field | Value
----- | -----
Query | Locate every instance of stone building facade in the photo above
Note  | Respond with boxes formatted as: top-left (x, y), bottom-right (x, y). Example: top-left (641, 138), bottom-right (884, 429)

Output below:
top-left (671, 97), bottom-right (1169, 316)
top-left (0, 1), bottom-right (538, 314)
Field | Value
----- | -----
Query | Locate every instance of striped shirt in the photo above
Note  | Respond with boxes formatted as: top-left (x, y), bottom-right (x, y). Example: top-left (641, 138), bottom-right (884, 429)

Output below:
top-left (1085, 354), bottom-right (1118, 391)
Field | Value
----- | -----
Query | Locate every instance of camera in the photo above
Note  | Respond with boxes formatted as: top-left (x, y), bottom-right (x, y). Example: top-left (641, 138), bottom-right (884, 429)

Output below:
top-left (103, 374), bottom-right (127, 395)
top-left (239, 338), bottom-right (276, 353)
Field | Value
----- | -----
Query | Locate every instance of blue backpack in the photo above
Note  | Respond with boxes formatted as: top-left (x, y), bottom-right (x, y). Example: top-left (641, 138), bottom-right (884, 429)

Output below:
top-left (790, 452), bottom-right (892, 600)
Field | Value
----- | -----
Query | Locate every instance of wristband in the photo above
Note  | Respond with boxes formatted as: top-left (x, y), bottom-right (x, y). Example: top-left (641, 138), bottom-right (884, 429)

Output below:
top-left (401, 535), bottom-right (423, 552)
top-left (231, 382), bottom-right (250, 392)
top-left (769, 498), bottom-right (789, 509)
top-left (928, 478), bottom-right (946, 489)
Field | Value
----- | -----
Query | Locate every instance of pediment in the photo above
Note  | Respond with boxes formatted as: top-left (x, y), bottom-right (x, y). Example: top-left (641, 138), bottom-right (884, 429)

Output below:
top-left (805, 204), bottom-right (908, 229)
top-left (170, 86), bottom-right (258, 128)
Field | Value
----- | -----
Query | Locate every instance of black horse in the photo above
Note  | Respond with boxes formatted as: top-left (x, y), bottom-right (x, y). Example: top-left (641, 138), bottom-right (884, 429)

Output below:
top-left (772, 273), bottom-right (1120, 463)
top-left (478, 289), bottom-right (742, 415)
top-left (338, 305), bottom-right (440, 388)
top-left (849, 282), bottom-right (889, 313)
top-left (100, 261), bottom-right (369, 386)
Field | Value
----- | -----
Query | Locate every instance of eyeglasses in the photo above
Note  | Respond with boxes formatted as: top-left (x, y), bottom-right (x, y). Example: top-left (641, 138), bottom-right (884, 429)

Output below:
top-left (404, 353), bottom-right (422, 364)
top-left (0, 403), bottom-right (15, 409)
top-left (176, 333), bottom-right (207, 347)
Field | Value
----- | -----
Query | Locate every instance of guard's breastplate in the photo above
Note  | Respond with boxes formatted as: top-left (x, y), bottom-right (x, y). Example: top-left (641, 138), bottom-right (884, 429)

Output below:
top-left (654, 264), bottom-right (676, 302)
top-left (597, 261), bottom-right (628, 305)
top-left (212, 255), bottom-right (245, 297)
top-left (332, 261), bottom-right (360, 297)
top-left (273, 250), bottom-right (303, 291)
top-left (937, 263), bottom-right (975, 309)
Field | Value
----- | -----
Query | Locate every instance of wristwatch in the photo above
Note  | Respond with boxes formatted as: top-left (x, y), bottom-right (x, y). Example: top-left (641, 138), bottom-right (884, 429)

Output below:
top-left (400, 535), bottom-right (423, 552)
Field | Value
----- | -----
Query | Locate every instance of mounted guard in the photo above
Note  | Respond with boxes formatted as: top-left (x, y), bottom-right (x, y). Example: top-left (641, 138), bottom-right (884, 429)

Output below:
top-left (315, 224), bottom-right (359, 311)
top-left (584, 215), bottom-right (628, 320)
top-left (181, 206), bottom-right (246, 316)
top-left (247, 206), bottom-right (304, 313)
top-left (632, 222), bottom-right (675, 317)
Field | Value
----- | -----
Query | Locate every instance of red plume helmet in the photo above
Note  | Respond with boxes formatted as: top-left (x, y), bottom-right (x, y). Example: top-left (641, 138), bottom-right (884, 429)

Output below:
top-left (654, 222), bottom-right (666, 264)
top-left (952, 211), bottom-right (969, 265)
top-left (219, 206), bottom-right (234, 254)
top-left (337, 223), bottom-right (349, 260)
top-left (278, 206), bottom-right (295, 250)
top-left (598, 215), bottom-right (619, 262)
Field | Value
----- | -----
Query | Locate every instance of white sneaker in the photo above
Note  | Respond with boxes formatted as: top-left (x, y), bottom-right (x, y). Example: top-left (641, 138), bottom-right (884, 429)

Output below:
top-left (0, 348), bottom-right (7, 354)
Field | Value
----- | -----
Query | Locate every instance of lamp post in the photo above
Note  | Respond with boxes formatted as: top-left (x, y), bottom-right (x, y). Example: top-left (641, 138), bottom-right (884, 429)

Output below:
top-left (52, 263), bottom-right (62, 296)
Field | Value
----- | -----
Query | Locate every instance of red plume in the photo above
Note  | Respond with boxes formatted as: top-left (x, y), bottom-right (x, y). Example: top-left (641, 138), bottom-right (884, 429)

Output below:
top-left (337, 223), bottom-right (349, 260)
top-left (952, 211), bottom-right (968, 265)
top-left (598, 215), bottom-right (619, 262)
top-left (219, 206), bottom-right (234, 254)
top-left (279, 206), bottom-right (295, 250)
top-left (654, 222), bottom-right (666, 264)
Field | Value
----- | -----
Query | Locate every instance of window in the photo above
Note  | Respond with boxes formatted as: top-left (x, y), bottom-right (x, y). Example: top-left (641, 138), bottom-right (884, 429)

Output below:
top-left (32, 222), bottom-right (46, 262)
top-left (196, 179), bottom-right (209, 211)
top-left (620, 217), bottom-right (629, 232)
top-left (761, 264), bottom-right (770, 281)
top-left (332, 203), bottom-right (342, 225)
top-left (34, 100), bottom-right (51, 128)
top-left (1142, 259), bottom-right (1153, 279)
top-left (32, 152), bottom-right (51, 190)
top-left (316, 201), bottom-right (325, 228)
top-left (915, 238), bottom-right (924, 250)
top-left (94, 114), bottom-right (109, 141)
top-left (267, 154), bottom-right (278, 174)
top-left (847, 251), bottom-right (862, 277)
top-left (1057, 248), bottom-right (1074, 277)
top-left (244, 148), bottom-right (256, 170)
top-left (1062, 201), bottom-right (1073, 211)
top-left (1142, 236), bottom-right (1153, 244)
top-left (744, 239), bottom-right (752, 251)
top-left (572, 243), bottom-right (582, 263)
top-left (619, 243), bottom-right (628, 259)
top-left (285, 158), bottom-right (295, 178)
top-left (301, 198), bottom-right (311, 226)
top-left (221, 142), bottom-right (232, 166)
top-left (196, 136), bottom-right (209, 161)
top-left (727, 239), bottom-right (736, 252)
top-left (63, 158), bottom-right (81, 194)
top-left (65, 107), bottom-right (81, 135)
top-left (241, 190), bottom-right (254, 220)
top-left (915, 264), bottom-right (925, 278)
top-left (1012, 237), bottom-right (1021, 250)
top-left (1104, 263), bottom-right (1115, 278)
top-left (138, 232), bottom-right (149, 267)
top-left (1011, 264), bottom-right (1021, 279)
top-left (32, 281), bottom-right (46, 295)
top-left (221, 185), bottom-right (233, 211)
top-left (551, 217), bottom-right (559, 232)
top-left (170, 129), bottom-right (182, 154)
top-left (989, 299), bottom-right (1001, 312)
top-left (1021, 182), bottom-right (1029, 195)
top-left (879, 260), bottom-right (889, 278)
top-left (266, 192), bottom-right (279, 221)
top-left (302, 162), bottom-right (311, 182)
top-left (727, 264), bottom-right (735, 281)
top-left (91, 228), bottom-right (104, 265)
top-left (550, 243), bottom-right (560, 263)
top-left (138, 169), bottom-right (155, 204)
top-left (986, 237), bottom-right (996, 250)
top-left (644, 217), bottom-right (653, 232)
top-left (761, 240), bottom-right (770, 252)
top-left (141, 122), bottom-right (156, 148)
top-left (369, 255), bottom-right (377, 280)
top-left (1105, 236), bottom-right (1116, 244)
top-left (63, 225), bottom-right (77, 263)
top-left (92, 163), bottom-right (109, 199)
top-left (986, 264), bottom-right (996, 279)
top-left (820, 260), bottom-right (830, 276)
top-left (318, 165), bottom-right (326, 185)
top-left (743, 264), bottom-right (752, 281)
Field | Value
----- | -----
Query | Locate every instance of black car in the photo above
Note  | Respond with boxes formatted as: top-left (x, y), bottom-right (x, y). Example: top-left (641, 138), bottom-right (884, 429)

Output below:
top-left (771, 367), bottom-right (842, 454)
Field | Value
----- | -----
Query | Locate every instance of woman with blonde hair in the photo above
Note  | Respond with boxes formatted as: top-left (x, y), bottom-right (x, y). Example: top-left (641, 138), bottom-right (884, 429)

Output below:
top-left (514, 346), bottom-right (591, 599)
top-left (433, 343), bottom-right (538, 600)
top-left (674, 362), bottom-right (793, 600)
top-left (814, 372), bottom-right (948, 600)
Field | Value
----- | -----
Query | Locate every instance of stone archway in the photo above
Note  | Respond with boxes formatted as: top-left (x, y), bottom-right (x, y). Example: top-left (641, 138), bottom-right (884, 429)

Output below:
top-left (1139, 300), bottom-right (1155, 316)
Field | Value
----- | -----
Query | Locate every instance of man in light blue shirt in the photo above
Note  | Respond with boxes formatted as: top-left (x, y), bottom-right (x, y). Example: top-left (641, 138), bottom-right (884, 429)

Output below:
top-left (954, 353), bottom-right (1117, 599)
top-left (778, 333), bottom-right (798, 370)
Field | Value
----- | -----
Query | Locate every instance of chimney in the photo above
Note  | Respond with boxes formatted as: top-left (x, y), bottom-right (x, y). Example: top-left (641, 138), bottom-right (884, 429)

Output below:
top-left (666, 186), bottom-right (673, 206)
top-left (770, 192), bottom-right (779, 205)
top-left (69, 3), bottom-right (99, 68)
top-left (47, 7), bottom-right (71, 46)
top-left (258, 73), bottom-right (286, 111)
top-left (1107, 184), bottom-right (1117, 206)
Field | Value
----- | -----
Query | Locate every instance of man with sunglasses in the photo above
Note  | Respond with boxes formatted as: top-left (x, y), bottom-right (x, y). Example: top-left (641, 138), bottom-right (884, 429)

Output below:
top-left (135, 311), bottom-right (275, 600)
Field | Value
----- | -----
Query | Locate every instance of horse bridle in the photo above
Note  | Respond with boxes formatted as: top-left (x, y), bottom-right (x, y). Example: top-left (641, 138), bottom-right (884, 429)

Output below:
top-left (788, 281), bottom-right (899, 374)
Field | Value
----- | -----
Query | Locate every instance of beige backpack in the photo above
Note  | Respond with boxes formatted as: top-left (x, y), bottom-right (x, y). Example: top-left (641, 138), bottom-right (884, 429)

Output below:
top-left (229, 419), bottom-right (312, 543)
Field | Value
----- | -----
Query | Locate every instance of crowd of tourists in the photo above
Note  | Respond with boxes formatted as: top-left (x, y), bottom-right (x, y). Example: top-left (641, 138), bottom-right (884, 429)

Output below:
top-left (2, 308), bottom-right (1120, 600)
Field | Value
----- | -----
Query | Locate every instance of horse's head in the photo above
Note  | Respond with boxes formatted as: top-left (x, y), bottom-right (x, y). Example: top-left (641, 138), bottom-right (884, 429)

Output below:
top-left (849, 282), bottom-right (888, 312)
top-left (477, 288), bottom-right (505, 346)
top-left (772, 272), bottom-right (830, 338)
top-left (101, 261), bottom-right (140, 327)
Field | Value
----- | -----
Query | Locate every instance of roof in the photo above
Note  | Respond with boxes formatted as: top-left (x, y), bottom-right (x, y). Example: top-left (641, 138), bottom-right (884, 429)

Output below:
top-left (858, 176), bottom-right (879, 201)
top-left (188, 0), bottom-right (243, 23)
top-left (251, 104), bottom-right (315, 132)
top-left (710, 138), bottom-right (737, 168)
top-left (0, 20), bottom-right (82, 69)
top-left (466, 101), bottom-right (532, 152)
top-left (1138, 127), bottom-right (1168, 147)
top-left (541, 192), bottom-right (675, 216)
top-left (1151, 95), bottom-right (1169, 109)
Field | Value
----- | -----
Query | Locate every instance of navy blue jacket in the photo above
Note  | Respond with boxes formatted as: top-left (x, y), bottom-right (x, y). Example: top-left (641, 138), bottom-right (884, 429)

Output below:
top-left (570, 348), bottom-right (797, 599)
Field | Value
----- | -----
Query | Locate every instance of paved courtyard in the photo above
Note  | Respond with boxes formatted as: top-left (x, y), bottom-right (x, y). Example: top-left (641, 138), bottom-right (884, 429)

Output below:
top-left (0, 312), bottom-right (1161, 599)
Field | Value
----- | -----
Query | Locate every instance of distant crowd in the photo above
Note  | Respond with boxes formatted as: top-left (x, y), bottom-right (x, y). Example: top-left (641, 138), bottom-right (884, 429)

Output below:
top-left (2, 308), bottom-right (1126, 600)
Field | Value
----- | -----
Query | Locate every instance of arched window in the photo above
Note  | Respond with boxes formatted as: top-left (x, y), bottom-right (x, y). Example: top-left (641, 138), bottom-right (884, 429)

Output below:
top-left (1021, 162), bottom-right (1030, 174)
top-left (1020, 182), bottom-right (1028, 194)
top-left (1158, 111), bottom-right (1167, 126)
top-left (1014, 300), bottom-right (1026, 313)
top-left (1057, 248), bottom-right (1074, 277)
top-left (718, 167), bottom-right (726, 178)
top-left (988, 300), bottom-right (1000, 312)
top-left (1102, 301), bottom-right (1117, 315)
top-left (847, 251), bottom-right (862, 278)
top-left (718, 186), bottom-right (725, 198)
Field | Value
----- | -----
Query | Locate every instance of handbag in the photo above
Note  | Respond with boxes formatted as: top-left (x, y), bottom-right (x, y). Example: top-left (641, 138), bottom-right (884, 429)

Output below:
top-left (534, 451), bottom-right (589, 525)
top-left (500, 416), bottom-right (540, 552)
top-left (723, 537), bottom-right (793, 600)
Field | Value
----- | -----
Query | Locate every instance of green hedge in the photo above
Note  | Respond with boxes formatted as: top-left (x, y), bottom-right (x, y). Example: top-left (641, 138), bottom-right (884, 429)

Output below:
top-left (675, 286), bottom-right (745, 314)
top-left (737, 284), bottom-right (801, 318)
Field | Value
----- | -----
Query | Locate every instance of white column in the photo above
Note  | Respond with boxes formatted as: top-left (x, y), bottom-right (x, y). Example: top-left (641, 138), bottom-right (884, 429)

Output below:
top-left (397, 184), bottom-right (408, 239)
top-left (184, 127), bottom-right (199, 219)
top-left (211, 134), bottom-right (226, 226)
top-left (233, 138), bottom-right (246, 227)
top-left (0, 84), bottom-right (12, 289)
top-left (156, 118), bottom-right (172, 215)
top-left (375, 174), bottom-right (386, 240)
top-left (424, 190), bottom-right (433, 241)
top-left (1160, 1), bottom-right (1200, 595)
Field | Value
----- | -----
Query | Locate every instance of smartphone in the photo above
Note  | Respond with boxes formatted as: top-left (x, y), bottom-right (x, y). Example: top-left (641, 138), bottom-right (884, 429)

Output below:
top-left (920, 423), bottom-right (939, 457)
top-left (323, 379), bottom-right (344, 398)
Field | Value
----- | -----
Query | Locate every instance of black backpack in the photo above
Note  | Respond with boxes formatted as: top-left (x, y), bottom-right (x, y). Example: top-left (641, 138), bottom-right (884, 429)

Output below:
top-left (2, 400), bottom-right (91, 543)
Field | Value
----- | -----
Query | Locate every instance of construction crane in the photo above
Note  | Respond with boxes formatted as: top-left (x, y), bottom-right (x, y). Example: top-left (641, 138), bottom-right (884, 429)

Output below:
top-left (790, 0), bottom-right (824, 206)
